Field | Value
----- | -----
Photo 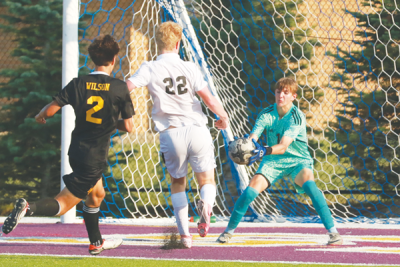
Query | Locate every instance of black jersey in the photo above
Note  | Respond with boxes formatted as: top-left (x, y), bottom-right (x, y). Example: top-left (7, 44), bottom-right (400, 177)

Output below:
top-left (53, 73), bottom-right (135, 167)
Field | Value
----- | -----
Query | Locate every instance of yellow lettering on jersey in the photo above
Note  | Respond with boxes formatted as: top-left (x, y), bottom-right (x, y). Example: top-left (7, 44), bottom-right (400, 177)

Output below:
top-left (86, 82), bottom-right (110, 91)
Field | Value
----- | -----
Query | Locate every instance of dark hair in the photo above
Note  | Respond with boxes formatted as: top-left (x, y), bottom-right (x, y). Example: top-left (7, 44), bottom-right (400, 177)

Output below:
top-left (88, 35), bottom-right (120, 66)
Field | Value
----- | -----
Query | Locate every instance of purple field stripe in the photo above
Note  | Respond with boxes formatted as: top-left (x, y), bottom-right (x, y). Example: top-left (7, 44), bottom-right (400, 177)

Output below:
top-left (2, 224), bottom-right (400, 265)
top-left (5, 223), bottom-right (400, 237)
top-left (1, 243), bottom-right (400, 265)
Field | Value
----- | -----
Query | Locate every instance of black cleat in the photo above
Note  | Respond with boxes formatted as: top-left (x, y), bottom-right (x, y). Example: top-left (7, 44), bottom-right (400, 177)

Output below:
top-left (2, 198), bottom-right (29, 235)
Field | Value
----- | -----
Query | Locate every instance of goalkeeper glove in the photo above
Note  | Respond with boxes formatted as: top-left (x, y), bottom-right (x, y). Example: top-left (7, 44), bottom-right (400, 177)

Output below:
top-left (248, 139), bottom-right (272, 166)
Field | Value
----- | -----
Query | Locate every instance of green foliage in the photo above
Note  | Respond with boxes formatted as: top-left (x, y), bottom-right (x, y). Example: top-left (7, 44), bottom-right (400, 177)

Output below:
top-left (326, 0), bottom-right (400, 216)
top-left (194, 0), bottom-right (317, 109)
top-left (0, 0), bottom-right (63, 207)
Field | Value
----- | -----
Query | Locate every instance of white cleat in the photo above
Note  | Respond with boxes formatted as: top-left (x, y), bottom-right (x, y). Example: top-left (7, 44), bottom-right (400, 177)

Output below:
top-left (180, 235), bottom-right (192, 248)
top-left (327, 232), bottom-right (343, 245)
top-left (89, 238), bottom-right (123, 255)
top-left (216, 232), bottom-right (233, 243)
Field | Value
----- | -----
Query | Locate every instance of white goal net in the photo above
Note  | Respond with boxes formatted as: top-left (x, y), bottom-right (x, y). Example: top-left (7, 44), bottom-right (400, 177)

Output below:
top-left (77, 0), bottom-right (400, 224)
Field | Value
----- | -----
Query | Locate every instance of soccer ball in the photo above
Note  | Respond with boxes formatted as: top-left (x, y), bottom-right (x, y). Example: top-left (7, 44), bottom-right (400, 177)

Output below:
top-left (228, 137), bottom-right (256, 165)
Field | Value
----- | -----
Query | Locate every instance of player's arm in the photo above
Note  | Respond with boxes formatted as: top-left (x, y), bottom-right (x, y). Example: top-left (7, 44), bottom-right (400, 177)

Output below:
top-left (116, 117), bottom-right (134, 133)
top-left (126, 80), bottom-right (137, 92)
top-left (248, 134), bottom-right (292, 156)
top-left (197, 86), bottom-right (229, 130)
top-left (126, 62), bottom-right (150, 93)
top-left (269, 136), bottom-right (293, 155)
top-left (35, 100), bottom-right (62, 124)
top-left (118, 83), bottom-right (136, 133)
top-left (248, 120), bottom-right (298, 165)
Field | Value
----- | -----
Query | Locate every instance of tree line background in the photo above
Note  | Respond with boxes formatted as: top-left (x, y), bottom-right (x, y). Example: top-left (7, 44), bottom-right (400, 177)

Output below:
top-left (0, 0), bottom-right (63, 215)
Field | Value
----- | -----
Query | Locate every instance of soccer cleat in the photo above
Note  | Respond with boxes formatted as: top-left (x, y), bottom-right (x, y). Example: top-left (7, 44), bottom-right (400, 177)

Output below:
top-left (89, 238), bottom-right (123, 255)
top-left (197, 199), bottom-right (212, 237)
top-left (180, 235), bottom-right (192, 248)
top-left (2, 198), bottom-right (29, 235)
top-left (216, 231), bottom-right (233, 243)
top-left (327, 232), bottom-right (343, 245)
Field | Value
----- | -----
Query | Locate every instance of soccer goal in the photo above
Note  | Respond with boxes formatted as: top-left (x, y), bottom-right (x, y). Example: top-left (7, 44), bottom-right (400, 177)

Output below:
top-left (69, 0), bottom-right (400, 224)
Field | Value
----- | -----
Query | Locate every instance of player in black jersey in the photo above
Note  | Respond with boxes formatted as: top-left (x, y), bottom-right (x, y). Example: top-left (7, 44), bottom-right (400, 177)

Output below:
top-left (1, 35), bottom-right (135, 255)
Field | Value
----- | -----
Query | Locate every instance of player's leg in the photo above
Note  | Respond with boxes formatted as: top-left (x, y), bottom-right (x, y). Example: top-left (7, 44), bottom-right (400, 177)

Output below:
top-left (83, 178), bottom-right (105, 250)
top-left (194, 169), bottom-right (216, 237)
top-left (82, 179), bottom-right (122, 255)
top-left (294, 167), bottom-right (343, 245)
top-left (186, 125), bottom-right (217, 237)
top-left (160, 127), bottom-right (192, 247)
top-left (170, 175), bottom-right (192, 247)
top-left (1, 187), bottom-right (80, 235)
top-left (171, 175), bottom-right (190, 238)
top-left (217, 174), bottom-right (270, 243)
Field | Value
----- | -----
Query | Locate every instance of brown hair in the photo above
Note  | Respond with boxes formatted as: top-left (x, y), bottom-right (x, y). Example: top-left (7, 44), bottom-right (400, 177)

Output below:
top-left (88, 35), bottom-right (120, 66)
top-left (275, 77), bottom-right (298, 95)
top-left (155, 21), bottom-right (183, 51)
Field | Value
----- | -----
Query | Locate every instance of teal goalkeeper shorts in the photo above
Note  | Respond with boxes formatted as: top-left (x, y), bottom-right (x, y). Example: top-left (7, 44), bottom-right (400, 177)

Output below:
top-left (255, 161), bottom-right (313, 194)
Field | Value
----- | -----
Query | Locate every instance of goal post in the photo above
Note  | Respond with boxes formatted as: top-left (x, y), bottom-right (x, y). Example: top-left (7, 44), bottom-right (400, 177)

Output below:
top-left (60, 0), bottom-right (79, 223)
top-left (67, 0), bottom-right (400, 224)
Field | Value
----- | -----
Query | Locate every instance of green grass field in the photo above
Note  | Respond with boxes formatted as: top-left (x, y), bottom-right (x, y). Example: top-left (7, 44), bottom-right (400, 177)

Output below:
top-left (0, 255), bottom-right (395, 267)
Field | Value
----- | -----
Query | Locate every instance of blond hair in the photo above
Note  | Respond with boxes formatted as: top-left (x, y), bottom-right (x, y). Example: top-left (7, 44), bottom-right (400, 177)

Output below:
top-left (156, 21), bottom-right (183, 51)
top-left (275, 77), bottom-right (298, 95)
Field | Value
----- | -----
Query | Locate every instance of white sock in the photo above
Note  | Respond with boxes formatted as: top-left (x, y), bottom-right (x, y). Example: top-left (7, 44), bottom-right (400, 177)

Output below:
top-left (328, 227), bottom-right (338, 233)
top-left (171, 192), bottom-right (190, 236)
top-left (200, 184), bottom-right (216, 207)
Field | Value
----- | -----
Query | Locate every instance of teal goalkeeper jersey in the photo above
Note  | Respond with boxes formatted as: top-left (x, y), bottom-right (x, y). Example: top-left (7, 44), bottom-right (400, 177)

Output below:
top-left (251, 103), bottom-right (313, 167)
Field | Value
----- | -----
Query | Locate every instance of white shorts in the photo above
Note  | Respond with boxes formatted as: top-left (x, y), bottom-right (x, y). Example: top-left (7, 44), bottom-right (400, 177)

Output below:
top-left (159, 125), bottom-right (216, 178)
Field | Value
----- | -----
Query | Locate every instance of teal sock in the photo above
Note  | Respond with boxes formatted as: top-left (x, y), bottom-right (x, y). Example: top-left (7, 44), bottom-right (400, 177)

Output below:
top-left (302, 180), bottom-right (335, 231)
top-left (225, 187), bottom-right (259, 233)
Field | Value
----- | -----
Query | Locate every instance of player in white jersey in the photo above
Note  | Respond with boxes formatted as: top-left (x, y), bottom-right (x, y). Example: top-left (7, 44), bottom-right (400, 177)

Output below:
top-left (127, 21), bottom-right (229, 248)
top-left (217, 77), bottom-right (343, 246)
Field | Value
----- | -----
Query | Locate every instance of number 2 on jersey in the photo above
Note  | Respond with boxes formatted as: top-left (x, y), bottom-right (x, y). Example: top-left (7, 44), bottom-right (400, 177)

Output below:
top-left (86, 96), bottom-right (104, 124)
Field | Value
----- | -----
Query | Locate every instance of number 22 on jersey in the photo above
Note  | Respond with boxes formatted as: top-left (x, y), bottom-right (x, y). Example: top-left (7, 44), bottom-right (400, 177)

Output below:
top-left (163, 76), bottom-right (188, 95)
top-left (86, 96), bottom-right (104, 124)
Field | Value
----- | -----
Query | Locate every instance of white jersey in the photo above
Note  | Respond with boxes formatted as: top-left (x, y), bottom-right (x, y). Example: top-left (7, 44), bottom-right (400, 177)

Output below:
top-left (128, 53), bottom-right (208, 132)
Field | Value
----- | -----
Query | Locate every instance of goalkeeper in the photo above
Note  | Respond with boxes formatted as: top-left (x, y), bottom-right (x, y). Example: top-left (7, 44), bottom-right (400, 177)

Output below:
top-left (217, 77), bottom-right (343, 245)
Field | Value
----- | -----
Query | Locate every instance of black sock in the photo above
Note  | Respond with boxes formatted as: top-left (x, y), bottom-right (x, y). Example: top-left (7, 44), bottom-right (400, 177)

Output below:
top-left (82, 204), bottom-right (103, 246)
top-left (27, 198), bottom-right (60, 216)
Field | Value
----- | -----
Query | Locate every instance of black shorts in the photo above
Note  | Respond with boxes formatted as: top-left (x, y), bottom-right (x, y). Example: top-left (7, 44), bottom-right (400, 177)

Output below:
top-left (62, 157), bottom-right (105, 199)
